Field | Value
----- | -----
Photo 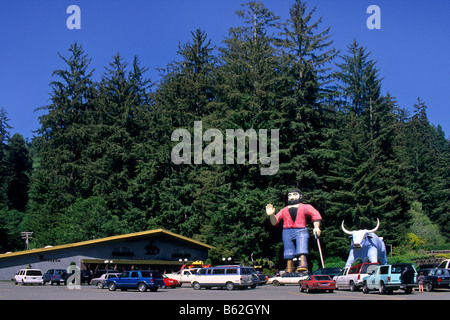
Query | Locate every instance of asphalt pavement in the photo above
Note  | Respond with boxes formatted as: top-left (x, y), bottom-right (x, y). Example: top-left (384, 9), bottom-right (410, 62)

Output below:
top-left (1, 280), bottom-right (448, 301)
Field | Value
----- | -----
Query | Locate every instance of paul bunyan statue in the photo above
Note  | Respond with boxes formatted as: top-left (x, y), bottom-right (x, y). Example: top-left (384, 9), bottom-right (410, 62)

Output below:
top-left (266, 189), bottom-right (322, 272)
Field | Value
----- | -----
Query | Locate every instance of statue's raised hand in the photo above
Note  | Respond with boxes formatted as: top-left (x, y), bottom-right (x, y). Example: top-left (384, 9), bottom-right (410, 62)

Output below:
top-left (266, 203), bottom-right (275, 215)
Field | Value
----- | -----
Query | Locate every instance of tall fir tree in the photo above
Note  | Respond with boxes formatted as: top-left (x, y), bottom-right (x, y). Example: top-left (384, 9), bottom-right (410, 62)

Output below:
top-left (5, 134), bottom-right (32, 212)
top-left (27, 43), bottom-right (96, 245)
top-left (0, 108), bottom-right (12, 206)
top-left (328, 41), bottom-right (414, 251)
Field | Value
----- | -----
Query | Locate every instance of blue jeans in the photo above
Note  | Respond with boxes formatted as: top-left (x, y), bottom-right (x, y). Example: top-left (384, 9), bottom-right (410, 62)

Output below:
top-left (282, 228), bottom-right (309, 260)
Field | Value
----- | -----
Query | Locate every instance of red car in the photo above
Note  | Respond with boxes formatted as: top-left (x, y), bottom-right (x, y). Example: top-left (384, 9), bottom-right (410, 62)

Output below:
top-left (163, 275), bottom-right (181, 288)
top-left (299, 275), bottom-right (336, 293)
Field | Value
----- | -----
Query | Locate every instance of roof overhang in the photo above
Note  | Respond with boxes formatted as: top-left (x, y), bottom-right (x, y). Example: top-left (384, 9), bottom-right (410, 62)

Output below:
top-left (0, 228), bottom-right (214, 260)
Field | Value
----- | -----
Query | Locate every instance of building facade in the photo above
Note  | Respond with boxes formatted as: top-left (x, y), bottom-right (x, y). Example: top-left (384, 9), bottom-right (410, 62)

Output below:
top-left (0, 229), bottom-right (213, 280)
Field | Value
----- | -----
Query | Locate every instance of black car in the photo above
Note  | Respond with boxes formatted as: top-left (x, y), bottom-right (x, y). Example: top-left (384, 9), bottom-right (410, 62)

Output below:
top-left (420, 268), bottom-right (450, 291)
top-left (80, 270), bottom-right (93, 284)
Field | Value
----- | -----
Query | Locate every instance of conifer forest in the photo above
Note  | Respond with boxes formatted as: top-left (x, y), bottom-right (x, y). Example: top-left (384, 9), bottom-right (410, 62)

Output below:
top-left (1, 1), bottom-right (449, 268)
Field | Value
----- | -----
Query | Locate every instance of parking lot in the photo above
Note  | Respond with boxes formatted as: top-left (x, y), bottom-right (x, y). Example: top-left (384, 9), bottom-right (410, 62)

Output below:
top-left (1, 281), bottom-right (448, 301)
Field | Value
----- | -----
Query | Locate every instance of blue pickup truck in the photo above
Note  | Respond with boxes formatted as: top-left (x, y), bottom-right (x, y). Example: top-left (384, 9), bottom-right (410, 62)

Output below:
top-left (362, 263), bottom-right (418, 294)
top-left (107, 270), bottom-right (165, 292)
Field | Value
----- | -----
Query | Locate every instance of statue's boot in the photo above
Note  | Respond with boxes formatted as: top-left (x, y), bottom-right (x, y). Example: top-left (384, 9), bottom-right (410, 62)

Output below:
top-left (286, 259), bottom-right (295, 273)
top-left (297, 255), bottom-right (308, 272)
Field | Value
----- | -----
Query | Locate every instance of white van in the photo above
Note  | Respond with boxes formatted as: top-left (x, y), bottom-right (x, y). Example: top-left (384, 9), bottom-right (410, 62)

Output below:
top-left (14, 269), bottom-right (44, 285)
top-left (190, 265), bottom-right (255, 290)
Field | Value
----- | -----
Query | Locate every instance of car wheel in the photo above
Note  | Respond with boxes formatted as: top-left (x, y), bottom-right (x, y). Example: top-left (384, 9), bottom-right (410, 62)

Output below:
top-left (138, 283), bottom-right (147, 292)
top-left (192, 282), bottom-right (201, 290)
top-left (97, 282), bottom-right (104, 289)
top-left (272, 280), bottom-right (280, 286)
top-left (425, 282), bottom-right (433, 292)
top-left (362, 283), bottom-right (369, 294)
top-left (350, 281), bottom-right (357, 291)
top-left (306, 286), bottom-right (312, 293)
top-left (108, 282), bottom-right (117, 291)
top-left (299, 285), bottom-right (304, 292)
top-left (379, 282), bottom-right (387, 294)
top-left (226, 282), bottom-right (235, 291)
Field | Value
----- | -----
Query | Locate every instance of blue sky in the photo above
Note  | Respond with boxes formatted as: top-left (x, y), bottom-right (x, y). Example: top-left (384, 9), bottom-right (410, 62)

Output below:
top-left (1, 0), bottom-right (449, 139)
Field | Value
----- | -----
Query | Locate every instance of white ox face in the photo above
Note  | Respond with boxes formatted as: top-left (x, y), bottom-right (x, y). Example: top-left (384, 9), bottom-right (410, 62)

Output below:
top-left (341, 219), bottom-right (380, 249)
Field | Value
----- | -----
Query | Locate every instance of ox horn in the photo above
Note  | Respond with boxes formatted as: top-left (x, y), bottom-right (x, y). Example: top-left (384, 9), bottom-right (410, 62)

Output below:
top-left (341, 220), bottom-right (353, 235)
top-left (367, 218), bottom-right (380, 233)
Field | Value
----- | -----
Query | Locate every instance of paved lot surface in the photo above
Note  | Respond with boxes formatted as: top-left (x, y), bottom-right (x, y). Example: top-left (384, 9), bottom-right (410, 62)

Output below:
top-left (1, 281), bottom-right (446, 318)
top-left (1, 281), bottom-right (448, 301)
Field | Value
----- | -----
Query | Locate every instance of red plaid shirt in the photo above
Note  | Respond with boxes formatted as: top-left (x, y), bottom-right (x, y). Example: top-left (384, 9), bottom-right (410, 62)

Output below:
top-left (274, 204), bottom-right (322, 229)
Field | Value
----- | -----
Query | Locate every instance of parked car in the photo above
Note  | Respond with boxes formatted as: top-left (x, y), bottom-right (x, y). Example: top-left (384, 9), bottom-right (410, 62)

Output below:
top-left (363, 263), bottom-right (418, 294)
top-left (43, 269), bottom-right (70, 285)
top-left (312, 267), bottom-right (341, 278)
top-left (107, 270), bottom-right (165, 292)
top-left (299, 275), bottom-right (336, 293)
top-left (14, 269), bottom-right (44, 285)
top-left (163, 275), bottom-right (181, 288)
top-left (90, 272), bottom-right (120, 289)
top-left (333, 262), bottom-right (379, 291)
top-left (268, 272), bottom-right (309, 286)
top-left (190, 265), bottom-right (255, 290)
top-left (253, 270), bottom-right (267, 286)
top-left (165, 268), bottom-right (200, 286)
top-left (80, 270), bottom-right (93, 284)
top-left (420, 268), bottom-right (450, 292)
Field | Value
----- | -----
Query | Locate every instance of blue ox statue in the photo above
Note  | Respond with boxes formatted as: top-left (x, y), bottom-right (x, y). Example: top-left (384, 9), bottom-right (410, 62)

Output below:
top-left (342, 218), bottom-right (388, 267)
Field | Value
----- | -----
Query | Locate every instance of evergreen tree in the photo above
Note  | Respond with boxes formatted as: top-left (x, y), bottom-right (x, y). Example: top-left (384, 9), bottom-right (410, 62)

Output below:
top-left (34, 42), bottom-right (96, 207)
top-left (89, 53), bottom-right (154, 232)
top-left (328, 41), bottom-right (413, 251)
top-left (0, 108), bottom-right (12, 205)
top-left (5, 134), bottom-right (32, 212)
top-left (276, 0), bottom-right (338, 191)
top-left (149, 28), bottom-right (218, 238)
top-left (405, 99), bottom-right (450, 238)
top-left (0, 207), bottom-right (25, 252)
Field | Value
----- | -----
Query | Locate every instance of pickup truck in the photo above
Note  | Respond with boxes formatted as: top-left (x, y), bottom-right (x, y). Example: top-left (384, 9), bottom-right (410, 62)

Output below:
top-left (107, 270), bottom-right (165, 292)
top-left (165, 268), bottom-right (200, 286)
top-left (437, 259), bottom-right (450, 269)
top-left (362, 263), bottom-right (418, 294)
top-left (333, 262), bottom-right (379, 291)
